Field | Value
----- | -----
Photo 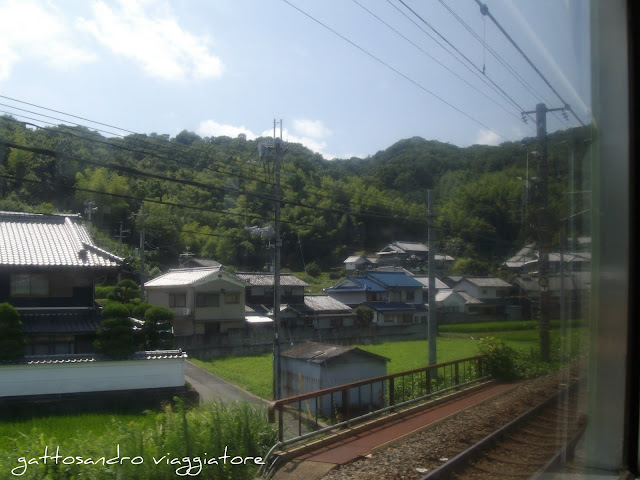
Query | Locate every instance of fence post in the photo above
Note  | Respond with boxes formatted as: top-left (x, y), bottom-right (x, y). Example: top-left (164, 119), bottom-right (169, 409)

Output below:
top-left (342, 389), bottom-right (350, 419)
top-left (454, 362), bottom-right (460, 386)
top-left (389, 377), bottom-right (395, 406)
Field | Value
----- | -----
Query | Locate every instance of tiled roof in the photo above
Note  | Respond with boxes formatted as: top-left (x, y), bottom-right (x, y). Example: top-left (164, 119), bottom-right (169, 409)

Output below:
top-left (2, 350), bottom-right (187, 365)
top-left (364, 302), bottom-right (417, 311)
top-left (235, 272), bottom-right (309, 287)
top-left (413, 276), bottom-right (449, 289)
top-left (462, 277), bottom-right (513, 288)
top-left (303, 295), bottom-right (352, 313)
top-left (366, 271), bottom-right (424, 288)
top-left (145, 266), bottom-right (226, 287)
top-left (0, 211), bottom-right (122, 268)
top-left (20, 311), bottom-right (101, 334)
top-left (325, 277), bottom-right (386, 293)
top-left (457, 291), bottom-right (483, 304)
top-left (282, 341), bottom-right (388, 364)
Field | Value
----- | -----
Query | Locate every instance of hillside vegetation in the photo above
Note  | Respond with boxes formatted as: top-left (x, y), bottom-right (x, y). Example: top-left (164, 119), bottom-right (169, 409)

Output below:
top-left (0, 116), bottom-right (591, 277)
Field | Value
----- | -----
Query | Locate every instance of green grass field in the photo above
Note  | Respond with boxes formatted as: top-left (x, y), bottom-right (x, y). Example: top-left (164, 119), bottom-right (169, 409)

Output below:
top-left (190, 325), bottom-right (581, 399)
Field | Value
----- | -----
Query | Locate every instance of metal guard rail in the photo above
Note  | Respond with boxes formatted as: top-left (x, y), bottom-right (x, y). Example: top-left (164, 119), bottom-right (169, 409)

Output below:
top-left (266, 354), bottom-right (488, 448)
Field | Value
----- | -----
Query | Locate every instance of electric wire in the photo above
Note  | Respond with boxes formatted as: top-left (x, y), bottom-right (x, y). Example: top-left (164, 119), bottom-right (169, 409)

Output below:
top-left (0, 101), bottom-right (409, 217)
top-left (392, 0), bottom-right (536, 125)
top-left (281, 0), bottom-right (507, 141)
top-left (435, 0), bottom-right (568, 127)
top-left (350, 0), bottom-right (524, 123)
top-left (472, 0), bottom-right (586, 126)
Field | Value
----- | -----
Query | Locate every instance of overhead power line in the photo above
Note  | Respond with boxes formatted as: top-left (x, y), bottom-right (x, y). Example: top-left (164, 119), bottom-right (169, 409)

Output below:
top-left (0, 100), bottom-right (411, 216)
top-left (473, 0), bottom-right (586, 126)
top-left (281, 0), bottom-right (507, 141)
top-left (350, 0), bottom-right (524, 123)
top-left (392, 0), bottom-right (535, 125)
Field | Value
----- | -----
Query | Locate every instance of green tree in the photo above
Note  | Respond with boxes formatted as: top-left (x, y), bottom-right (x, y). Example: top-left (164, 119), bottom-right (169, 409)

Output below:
top-left (0, 303), bottom-right (26, 360)
top-left (94, 303), bottom-right (137, 359)
top-left (143, 306), bottom-right (175, 350)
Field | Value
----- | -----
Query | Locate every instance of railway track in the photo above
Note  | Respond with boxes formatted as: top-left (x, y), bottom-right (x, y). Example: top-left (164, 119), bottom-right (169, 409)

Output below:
top-left (419, 384), bottom-right (585, 480)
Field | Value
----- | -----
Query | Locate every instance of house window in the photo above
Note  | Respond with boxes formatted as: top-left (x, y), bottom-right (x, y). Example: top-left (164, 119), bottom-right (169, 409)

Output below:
top-left (169, 293), bottom-right (187, 307)
top-left (406, 290), bottom-right (415, 302)
top-left (225, 293), bottom-right (239, 304)
top-left (196, 293), bottom-right (220, 307)
top-left (481, 289), bottom-right (488, 295)
top-left (10, 274), bottom-right (49, 297)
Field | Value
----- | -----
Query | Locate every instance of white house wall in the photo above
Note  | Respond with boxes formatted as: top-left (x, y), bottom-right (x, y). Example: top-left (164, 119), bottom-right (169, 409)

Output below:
top-left (0, 357), bottom-right (185, 397)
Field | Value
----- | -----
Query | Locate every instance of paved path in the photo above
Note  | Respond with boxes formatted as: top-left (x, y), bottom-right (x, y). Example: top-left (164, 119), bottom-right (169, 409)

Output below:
top-left (184, 361), bottom-right (268, 406)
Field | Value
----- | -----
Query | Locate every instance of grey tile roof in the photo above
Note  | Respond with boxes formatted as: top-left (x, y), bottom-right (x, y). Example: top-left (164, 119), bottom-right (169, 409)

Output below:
top-left (235, 272), bottom-right (309, 287)
top-left (0, 211), bottom-right (122, 268)
top-left (462, 277), bottom-right (513, 288)
top-left (303, 295), bottom-right (352, 313)
top-left (20, 312), bottom-right (101, 334)
top-left (145, 266), bottom-right (229, 287)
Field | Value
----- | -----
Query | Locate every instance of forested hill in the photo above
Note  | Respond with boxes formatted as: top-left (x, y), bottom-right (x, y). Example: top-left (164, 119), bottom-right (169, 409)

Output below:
top-left (0, 116), bottom-right (591, 277)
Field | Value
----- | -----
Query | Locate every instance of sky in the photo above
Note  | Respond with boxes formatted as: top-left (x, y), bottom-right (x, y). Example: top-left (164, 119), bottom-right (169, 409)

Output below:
top-left (0, 0), bottom-right (591, 160)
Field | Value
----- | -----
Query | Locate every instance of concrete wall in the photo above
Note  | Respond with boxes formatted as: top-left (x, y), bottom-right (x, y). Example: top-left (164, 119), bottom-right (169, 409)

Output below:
top-left (0, 355), bottom-right (186, 398)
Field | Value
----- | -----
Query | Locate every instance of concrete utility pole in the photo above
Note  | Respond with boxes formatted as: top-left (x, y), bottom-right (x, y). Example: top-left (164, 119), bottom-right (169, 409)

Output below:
top-left (131, 203), bottom-right (148, 298)
top-left (84, 200), bottom-right (97, 236)
top-left (115, 221), bottom-right (130, 282)
top-left (427, 190), bottom-right (437, 372)
top-left (522, 102), bottom-right (567, 362)
top-left (260, 119), bottom-right (285, 400)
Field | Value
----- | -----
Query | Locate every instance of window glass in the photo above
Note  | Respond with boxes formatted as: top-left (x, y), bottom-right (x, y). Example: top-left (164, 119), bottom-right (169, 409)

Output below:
top-left (169, 293), bottom-right (187, 307)
top-left (196, 293), bottom-right (220, 307)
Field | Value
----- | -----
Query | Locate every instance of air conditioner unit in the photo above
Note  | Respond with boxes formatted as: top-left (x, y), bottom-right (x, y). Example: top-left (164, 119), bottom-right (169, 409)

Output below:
top-left (182, 308), bottom-right (191, 316)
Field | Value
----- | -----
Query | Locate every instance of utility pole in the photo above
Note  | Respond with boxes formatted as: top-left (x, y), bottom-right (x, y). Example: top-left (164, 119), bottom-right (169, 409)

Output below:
top-left (522, 103), bottom-right (567, 362)
top-left (84, 200), bottom-right (97, 236)
top-left (115, 221), bottom-right (130, 282)
top-left (427, 190), bottom-right (437, 373)
top-left (131, 203), bottom-right (148, 298)
top-left (259, 119), bottom-right (285, 400)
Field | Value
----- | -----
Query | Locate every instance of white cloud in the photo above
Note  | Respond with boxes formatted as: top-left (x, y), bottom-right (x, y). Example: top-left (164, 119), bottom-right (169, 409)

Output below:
top-left (292, 118), bottom-right (332, 140)
top-left (197, 118), bottom-right (353, 159)
top-left (474, 129), bottom-right (501, 146)
top-left (77, 0), bottom-right (223, 82)
top-left (197, 120), bottom-right (257, 139)
top-left (0, 0), bottom-right (96, 81)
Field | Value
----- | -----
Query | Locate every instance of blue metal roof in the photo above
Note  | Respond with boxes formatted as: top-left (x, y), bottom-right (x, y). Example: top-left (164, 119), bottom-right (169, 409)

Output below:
top-left (366, 272), bottom-right (423, 288)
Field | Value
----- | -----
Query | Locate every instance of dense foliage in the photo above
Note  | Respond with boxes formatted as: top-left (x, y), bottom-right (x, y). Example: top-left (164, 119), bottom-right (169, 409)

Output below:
top-left (0, 116), bottom-right (591, 278)
top-left (0, 400), bottom-right (276, 480)
top-left (0, 303), bottom-right (26, 360)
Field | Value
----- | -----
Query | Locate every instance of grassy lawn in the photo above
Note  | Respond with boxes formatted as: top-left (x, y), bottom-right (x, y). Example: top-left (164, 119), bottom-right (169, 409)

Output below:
top-left (192, 323), bottom-right (585, 400)
top-left (0, 412), bottom-right (154, 450)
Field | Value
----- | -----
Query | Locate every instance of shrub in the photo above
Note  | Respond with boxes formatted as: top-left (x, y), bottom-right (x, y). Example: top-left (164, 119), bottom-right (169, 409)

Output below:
top-left (305, 261), bottom-right (321, 277)
top-left (0, 303), bottom-right (25, 360)
top-left (143, 306), bottom-right (175, 350)
top-left (354, 305), bottom-right (374, 327)
top-left (94, 303), bottom-right (136, 359)
top-left (478, 336), bottom-right (518, 381)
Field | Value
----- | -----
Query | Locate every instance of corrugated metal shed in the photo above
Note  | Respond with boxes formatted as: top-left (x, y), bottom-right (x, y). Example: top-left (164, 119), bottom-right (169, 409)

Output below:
top-left (0, 211), bottom-right (122, 268)
top-left (282, 341), bottom-right (389, 364)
